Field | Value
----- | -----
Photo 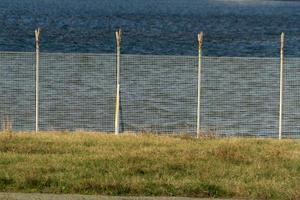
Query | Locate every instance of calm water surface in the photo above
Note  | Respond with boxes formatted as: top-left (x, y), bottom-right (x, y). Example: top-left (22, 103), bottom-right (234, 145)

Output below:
top-left (0, 0), bottom-right (299, 56)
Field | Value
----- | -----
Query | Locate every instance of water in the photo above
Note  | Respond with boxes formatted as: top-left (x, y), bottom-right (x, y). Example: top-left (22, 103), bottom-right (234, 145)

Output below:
top-left (0, 0), bottom-right (299, 56)
top-left (0, 1), bottom-right (300, 137)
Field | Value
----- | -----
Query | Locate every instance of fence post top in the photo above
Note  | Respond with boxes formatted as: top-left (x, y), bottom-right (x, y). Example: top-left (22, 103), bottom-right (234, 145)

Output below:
top-left (198, 32), bottom-right (203, 48)
top-left (280, 32), bottom-right (284, 49)
top-left (115, 28), bottom-right (122, 47)
top-left (35, 28), bottom-right (41, 42)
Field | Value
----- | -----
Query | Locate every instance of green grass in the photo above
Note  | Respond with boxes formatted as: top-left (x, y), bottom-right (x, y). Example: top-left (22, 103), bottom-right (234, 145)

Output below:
top-left (0, 132), bottom-right (299, 199)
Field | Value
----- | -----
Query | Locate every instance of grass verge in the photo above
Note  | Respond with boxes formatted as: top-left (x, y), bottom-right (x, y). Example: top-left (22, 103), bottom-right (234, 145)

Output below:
top-left (0, 132), bottom-right (299, 199)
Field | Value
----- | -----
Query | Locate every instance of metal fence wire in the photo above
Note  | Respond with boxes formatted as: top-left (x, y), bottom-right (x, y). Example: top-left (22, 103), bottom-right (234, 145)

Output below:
top-left (1, 51), bottom-right (300, 138)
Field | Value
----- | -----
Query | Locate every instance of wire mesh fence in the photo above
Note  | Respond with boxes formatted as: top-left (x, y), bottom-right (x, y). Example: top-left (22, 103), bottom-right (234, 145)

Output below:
top-left (0, 51), bottom-right (300, 138)
top-left (121, 54), bottom-right (197, 133)
top-left (0, 52), bottom-right (35, 131)
top-left (283, 58), bottom-right (300, 138)
top-left (39, 53), bottom-right (116, 131)
top-left (201, 57), bottom-right (280, 137)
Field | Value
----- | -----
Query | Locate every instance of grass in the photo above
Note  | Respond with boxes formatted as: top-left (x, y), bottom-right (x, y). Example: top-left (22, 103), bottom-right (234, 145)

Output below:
top-left (0, 132), bottom-right (299, 199)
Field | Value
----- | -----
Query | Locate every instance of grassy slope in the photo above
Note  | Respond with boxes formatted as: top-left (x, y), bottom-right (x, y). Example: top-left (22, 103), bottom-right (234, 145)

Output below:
top-left (0, 132), bottom-right (299, 199)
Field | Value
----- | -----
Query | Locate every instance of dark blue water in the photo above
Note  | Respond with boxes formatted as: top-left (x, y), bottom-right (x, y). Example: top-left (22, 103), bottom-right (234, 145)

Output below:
top-left (0, 0), bottom-right (299, 56)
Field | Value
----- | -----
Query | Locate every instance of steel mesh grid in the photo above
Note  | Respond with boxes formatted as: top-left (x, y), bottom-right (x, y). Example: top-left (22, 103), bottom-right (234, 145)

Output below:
top-left (0, 52), bottom-right (299, 138)
top-left (282, 58), bottom-right (300, 138)
top-left (120, 54), bottom-right (197, 133)
top-left (0, 52), bottom-right (35, 131)
top-left (201, 56), bottom-right (280, 138)
top-left (39, 52), bottom-right (116, 131)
